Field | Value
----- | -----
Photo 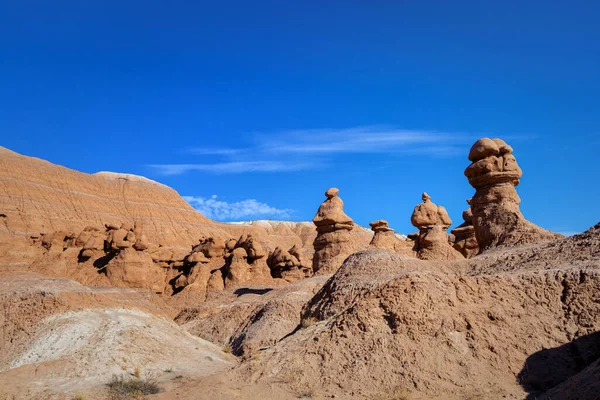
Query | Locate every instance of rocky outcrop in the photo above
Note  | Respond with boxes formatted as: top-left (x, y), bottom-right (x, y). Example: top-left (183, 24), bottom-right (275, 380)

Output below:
top-left (464, 138), bottom-right (560, 251)
top-left (369, 220), bottom-right (415, 257)
top-left (451, 199), bottom-right (479, 258)
top-left (411, 193), bottom-right (463, 260)
top-left (224, 248), bottom-right (251, 288)
top-left (105, 248), bottom-right (164, 292)
top-left (268, 245), bottom-right (312, 282)
top-left (312, 188), bottom-right (362, 274)
top-left (234, 234), bottom-right (266, 261)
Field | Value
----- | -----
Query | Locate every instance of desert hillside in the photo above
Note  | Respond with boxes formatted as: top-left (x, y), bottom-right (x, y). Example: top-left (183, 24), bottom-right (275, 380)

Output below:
top-left (0, 146), bottom-right (336, 249)
top-left (0, 138), bottom-right (598, 400)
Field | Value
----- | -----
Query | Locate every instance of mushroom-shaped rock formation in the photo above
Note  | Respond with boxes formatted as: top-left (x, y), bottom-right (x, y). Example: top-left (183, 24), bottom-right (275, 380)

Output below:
top-left (410, 192), bottom-right (452, 229)
top-left (268, 245), bottom-right (312, 282)
top-left (450, 199), bottom-right (479, 258)
top-left (411, 193), bottom-right (463, 260)
top-left (369, 220), bottom-right (415, 257)
top-left (464, 138), bottom-right (560, 251)
top-left (312, 188), bottom-right (361, 274)
top-left (313, 187), bottom-right (354, 233)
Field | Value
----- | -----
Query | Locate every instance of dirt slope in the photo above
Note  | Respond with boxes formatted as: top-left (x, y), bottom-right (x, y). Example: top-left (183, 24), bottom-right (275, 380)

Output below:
top-left (163, 224), bottom-right (600, 399)
top-left (0, 272), bottom-right (235, 399)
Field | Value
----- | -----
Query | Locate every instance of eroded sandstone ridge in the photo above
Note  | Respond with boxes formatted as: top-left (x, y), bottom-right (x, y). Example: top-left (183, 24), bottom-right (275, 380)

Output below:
top-left (450, 199), bottom-right (479, 258)
top-left (410, 192), bottom-right (463, 260)
top-left (369, 220), bottom-right (415, 257)
top-left (312, 188), bottom-right (361, 274)
top-left (465, 138), bottom-right (560, 250)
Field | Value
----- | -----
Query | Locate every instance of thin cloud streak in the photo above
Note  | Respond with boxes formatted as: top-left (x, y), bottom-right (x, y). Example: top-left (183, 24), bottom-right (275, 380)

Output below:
top-left (151, 126), bottom-right (515, 175)
top-left (149, 161), bottom-right (317, 175)
top-left (259, 127), bottom-right (455, 154)
top-left (187, 148), bottom-right (242, 156)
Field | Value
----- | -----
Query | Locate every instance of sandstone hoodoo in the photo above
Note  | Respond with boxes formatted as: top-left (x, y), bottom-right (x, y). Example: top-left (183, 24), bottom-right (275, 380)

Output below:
top-left (465, 138), bottom-right (560, 250)
top-left (369, 219), bottom-right (415, 257)
top-left (451, 199), bottom-right (479, 258)
top-left (410, 192), bottom-right (463, 260)
top-left (312, 188), bottom-right (361, 274)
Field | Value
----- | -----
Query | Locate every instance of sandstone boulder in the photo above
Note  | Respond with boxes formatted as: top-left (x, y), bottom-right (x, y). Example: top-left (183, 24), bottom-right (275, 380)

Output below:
top-left (195, 237), bottom-right (226, 259)
top-left (268, 246), bottom-right (312, 282)
top-left (105, 248), bottom-right (165, 292)
top-left (75, 226), bottom-right (100, 247)
top-left (133, 234), bottom-right (150, 251)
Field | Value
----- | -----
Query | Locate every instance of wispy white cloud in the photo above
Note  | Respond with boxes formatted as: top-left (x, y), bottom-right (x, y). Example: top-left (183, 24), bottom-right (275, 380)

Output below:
top-left (187, 148), bottom-right (242, 156)
top-left (258, 127), bottom-right (456, 154)
top-left (183, 195), bottom-right (292, 221)
top-left (148, 161), bottom-right (317, 175)
top-left (149, 126), bottom-right (505, 175)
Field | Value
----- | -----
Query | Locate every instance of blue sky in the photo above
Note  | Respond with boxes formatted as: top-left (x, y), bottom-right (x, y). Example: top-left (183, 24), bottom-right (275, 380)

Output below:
top-left (1, 1), bottom-right (599, 235)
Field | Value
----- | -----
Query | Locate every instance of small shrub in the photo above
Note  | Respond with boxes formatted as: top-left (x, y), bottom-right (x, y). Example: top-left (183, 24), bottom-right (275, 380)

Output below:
top-left (120, 365), bottom-right (127, 371)
top-left (133, 365), bottom-right (141, 378)
top-left (300, 317), bottom-right (317, 329)
top-left (164, 367), bottom-right (174, 373)
top-left (106, 374), bottom-right (161, 400)
top-left (222, 344), bottom-right (232, 354)
top-left (73, 393), bottom-right (86, 400)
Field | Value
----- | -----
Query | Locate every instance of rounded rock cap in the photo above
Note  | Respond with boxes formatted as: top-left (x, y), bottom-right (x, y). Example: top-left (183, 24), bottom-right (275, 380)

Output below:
top-left (468, 138), bottom-right (500, 162)
top-left (492, 138), bottom-right (513, 154)
top-left (325, 187), bottom-right (340, 198)
top-left (369, 220), bottom-right (389, 228)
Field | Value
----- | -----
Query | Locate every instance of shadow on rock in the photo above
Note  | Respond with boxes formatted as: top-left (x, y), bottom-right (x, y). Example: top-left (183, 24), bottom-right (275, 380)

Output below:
top-left (518, 331), bottom-right (600, 398)
top-left (233, 287), bottom-right (273, 296)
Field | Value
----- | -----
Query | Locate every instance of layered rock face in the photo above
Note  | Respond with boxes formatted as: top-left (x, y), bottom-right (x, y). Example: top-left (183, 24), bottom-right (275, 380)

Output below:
top-left (451, 199), bottom-right (479, 258)
top-left (410, 193), bottom-right (463, 260)
top-left (0, 147), bottom-right (322, 257)
top-left (312, 188), bottom-right (361, 274)
top-left (369, 220), bottom-right (415, 257)
top-left (464, 138), bottom-right (560, 251)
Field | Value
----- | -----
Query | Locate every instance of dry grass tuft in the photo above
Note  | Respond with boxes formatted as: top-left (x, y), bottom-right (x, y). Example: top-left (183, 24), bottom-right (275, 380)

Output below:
top-left (106, 374), bottom-right (161, 400)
